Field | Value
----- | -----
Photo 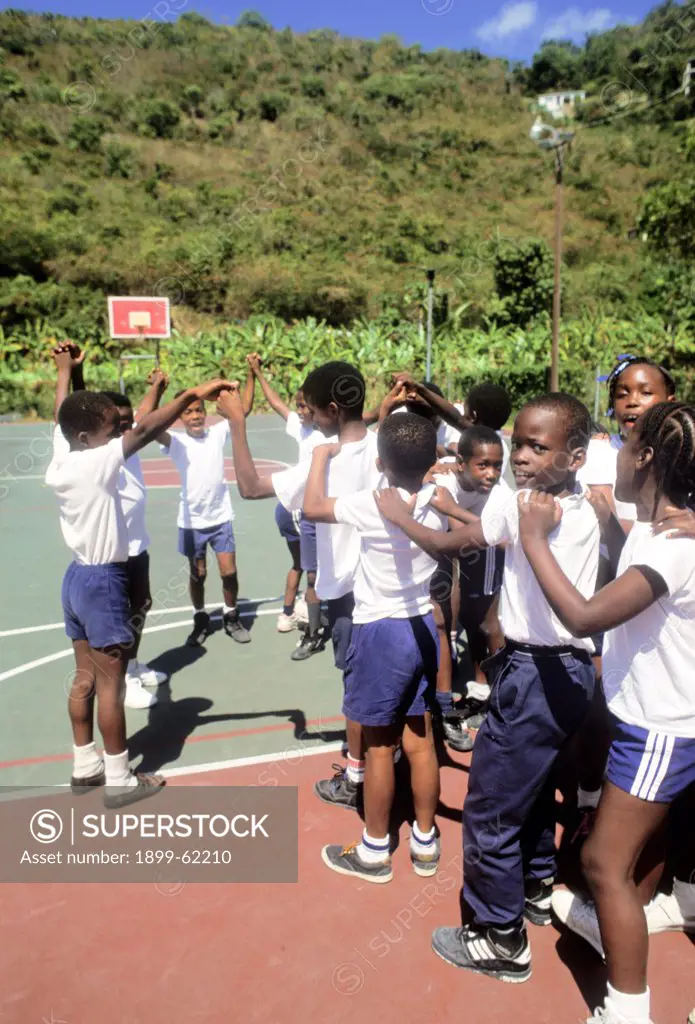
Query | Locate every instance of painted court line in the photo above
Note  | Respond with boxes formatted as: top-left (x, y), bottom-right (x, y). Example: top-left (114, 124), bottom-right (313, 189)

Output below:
top-left (0, 719), bottom-right (345, 771)
top-left (0, 596), bottom-right (282, 638)
top-left (1, 456), bottom-right (289, 485)
top-left (0, 606), bottom-right (283, 680)
top-left (161, 741), bottom-right (345, 778)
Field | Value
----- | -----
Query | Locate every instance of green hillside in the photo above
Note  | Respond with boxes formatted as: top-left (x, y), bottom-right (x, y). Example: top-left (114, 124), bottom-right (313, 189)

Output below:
top-left (1, 5), bottom-right (694, 413)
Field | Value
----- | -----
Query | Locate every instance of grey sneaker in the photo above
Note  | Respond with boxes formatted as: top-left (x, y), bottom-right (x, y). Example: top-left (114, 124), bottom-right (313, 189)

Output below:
top-left (524, 876), bottom-right (554, 926)
top-left (223, 612), bottom-right (251, 644)
top-left (432, 922), bottom-right (532, 983)
top-left (321, 843), bottom-right (392, 883)
top-left (314, 765), bottom-right (361, 811)
top-left (410, 827), bottom-right (441, 877)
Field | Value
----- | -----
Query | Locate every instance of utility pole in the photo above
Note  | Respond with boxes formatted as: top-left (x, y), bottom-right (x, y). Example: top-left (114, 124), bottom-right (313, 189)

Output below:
top-left (551, 145), bottom-right (564, 393)
top-left (426, 269), bottom-right (435, 382)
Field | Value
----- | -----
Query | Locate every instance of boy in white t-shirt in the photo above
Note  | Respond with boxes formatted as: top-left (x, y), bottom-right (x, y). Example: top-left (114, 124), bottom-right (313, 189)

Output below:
top-left (45, 379), bottom-right (232, 806)
top-left (51, 346), bottom-right (168, 710)
top-left (221, 362), bottom-right (383, 811)
top-left (377, 392), bottom-right (599, 983)
top-left (304, 412), bottom-right (447, 883)
top-left (160, 393), bottom-right (251, 647)
top-left (245, 352), bottom-right (324, 641)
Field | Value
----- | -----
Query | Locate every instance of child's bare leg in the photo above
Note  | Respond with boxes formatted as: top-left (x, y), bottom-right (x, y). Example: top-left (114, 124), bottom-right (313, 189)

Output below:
top-left (433, 597), bottom-right (453, 698)
top-left (91, 646), bottom-right (128, 755)
top-left (283, 539), bottom-right (302, 611)
top-left (188, 556), bottom-right (206, 611)
top-left (402, 714), bottom-right (439, 833)
top-left (363, 724), bottom-right (399, 837)
top-left (305, 570), bottom-right (321, 636)
top-left (68, 640), bottom-right (96, 747)
top-left (217, 551), bottom-right (238, 610)
top-left (126, 559), bottom-right (152, 664)
top-left (582, 781), bottom-right (669, 994)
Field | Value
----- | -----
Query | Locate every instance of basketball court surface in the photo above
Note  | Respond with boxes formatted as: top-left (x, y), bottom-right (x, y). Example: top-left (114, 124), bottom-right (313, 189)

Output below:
top-left (0, 415), bottom-right (691, 1023)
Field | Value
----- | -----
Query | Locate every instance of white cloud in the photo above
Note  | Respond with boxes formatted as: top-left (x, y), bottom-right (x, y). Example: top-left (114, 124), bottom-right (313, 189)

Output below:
top-left (542, 7), bottom-right (614, 40)
top-left (476, 2), bottom-right (538, 41)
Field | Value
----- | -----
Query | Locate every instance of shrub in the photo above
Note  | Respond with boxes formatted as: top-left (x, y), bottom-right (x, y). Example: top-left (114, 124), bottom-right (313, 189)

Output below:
top-left (257, 91), bottom-right (291, 122)
top-left (67, 116), bottom-right (105, 153)
top-left (104, 142), bottom-right (134, 178)
top-left (137, 99), bottom-right (180, 138)
top-left (301, 74), bottom-right (326, 99)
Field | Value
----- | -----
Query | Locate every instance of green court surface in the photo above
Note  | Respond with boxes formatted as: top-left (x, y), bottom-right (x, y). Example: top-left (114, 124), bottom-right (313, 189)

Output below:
top-left (0, 414), bottom-right (346, 787)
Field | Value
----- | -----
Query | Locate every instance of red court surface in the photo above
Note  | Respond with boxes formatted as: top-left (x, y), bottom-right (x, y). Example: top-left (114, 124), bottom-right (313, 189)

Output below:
top-left (140, 456), bottom-right (288, 488)
top-left (2, 749), bottom-right (691, 1024)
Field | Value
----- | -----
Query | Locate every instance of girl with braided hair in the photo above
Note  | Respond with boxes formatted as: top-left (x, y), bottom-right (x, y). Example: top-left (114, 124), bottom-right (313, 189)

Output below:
top-left (517, 401), bottom-right (695, 1024)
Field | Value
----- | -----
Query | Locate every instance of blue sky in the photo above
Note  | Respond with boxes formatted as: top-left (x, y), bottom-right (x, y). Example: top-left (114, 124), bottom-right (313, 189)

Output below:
top-left (4, 0), bottom-right (657, 61)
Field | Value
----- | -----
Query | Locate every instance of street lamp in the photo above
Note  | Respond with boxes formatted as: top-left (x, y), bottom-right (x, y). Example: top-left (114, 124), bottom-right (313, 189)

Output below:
top-left (425, 269), bottom-right (435, 382)
top-left (529, 117), bottom-right (574, 392)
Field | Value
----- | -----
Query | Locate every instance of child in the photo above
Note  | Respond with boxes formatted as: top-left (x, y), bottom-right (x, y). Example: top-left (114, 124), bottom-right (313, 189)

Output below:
top-left (461, 382), bottom-right (513, 473)
top-left (376, 392), bottom-right (599, 982)
top-left (518, 402), bottom-right (695, 1024)
top-left (52, 346), bottom-right (168, 709)
top-left (45, 378), bottom-right (232, 806)
top-left (304, 413), bottom-right (447, 882)
top-left (246, 352), bottom-right (324, 650)
top-left (434, 426), bottom-right (509, 742)
top-left (220, 362), bottom-right (383, 810)
top-left (160, 393), bottom-right (251, 647)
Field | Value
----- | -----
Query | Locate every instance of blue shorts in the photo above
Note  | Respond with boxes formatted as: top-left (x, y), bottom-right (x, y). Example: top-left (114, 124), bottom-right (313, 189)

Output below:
top-left (606, 716), bottom-right (695, 803)
top-left (326, 592), bottom-right (354, 671)
top-left (342, 613), bottom-right (439, 727)
top-left (299, 516), bottom-right (317, 574)
top-left (459, 546), bottom-right (504, 598)
top-left (178, 522), bottom-right (235, 560)
top-left (62, 561), bottom-right (133, 650)
top-left (274, 502), bottom-right (299, 543)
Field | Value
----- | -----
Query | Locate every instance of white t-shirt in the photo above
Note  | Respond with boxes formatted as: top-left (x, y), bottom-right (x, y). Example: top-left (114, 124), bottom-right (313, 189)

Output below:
top-left (334, 484), bottom-right (446, 624)
top-left (436, 472), bottom-right (513, 519)
top-left (481, 485), bottom-right (600, 652)
top-left (54, 424), bottom-right (149, 556)
top-left (162, 421), bottom-right (233, 529)
top-left (285, 412), bottom-right (324, 463)
top-left (603, 521), bottom-right (695, 738)
top-left (272, 431), bottom-right (383, 601)
top-left (577, 436), bottom-right (636, 523)
top-left (45, 437), bottom-right (129, 565)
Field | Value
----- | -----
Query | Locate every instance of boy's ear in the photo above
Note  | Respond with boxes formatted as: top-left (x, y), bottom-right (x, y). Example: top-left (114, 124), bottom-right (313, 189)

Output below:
top-left (636, 445), bottom-right (654, 471)
top-left (77, 431), bottom-right (90, 448)
top-left (455, 454), bottom-right (464, 467)
top-left (568, 446), bottom-right (587, 472)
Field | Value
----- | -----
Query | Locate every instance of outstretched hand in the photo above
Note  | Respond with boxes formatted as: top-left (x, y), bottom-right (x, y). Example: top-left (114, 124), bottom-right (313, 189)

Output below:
top-left (517, 490), bottom-right (562, 541)
top-left (52, 341), bottom-right (84, 371)
top-left (246, 352), bottom-right (263, 374)
top-left (195, 378), bottom-right (236, 402)
top-left (374, 486), bottom-right (416, 524)
top-left (216, 382), bottom-right (244, 421)
top-left (653, 504), bottom-right (695, 540)
top-left (147, 368), bottom-right (169, 392)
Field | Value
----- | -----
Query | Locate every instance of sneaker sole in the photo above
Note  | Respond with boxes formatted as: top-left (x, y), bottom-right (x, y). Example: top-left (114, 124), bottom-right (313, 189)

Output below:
top-left (313, 781), bottom-right (359, 812)
top-left (648, 920), bottom-right (695, 935)
top-left (431, 939), bottom-right (532, 984)
top-left (103, 781), bottom-right (165, 810)
top-left (412, 859), bottom-right (441, 878)
top-left (321, 847), bottom-right (392, 883)
top-left (551, 909), bottom-right (605, 958)
top-left (70, 772), bottom-right (105, 795)
top-left (524, 905), bottom-right (552, 927)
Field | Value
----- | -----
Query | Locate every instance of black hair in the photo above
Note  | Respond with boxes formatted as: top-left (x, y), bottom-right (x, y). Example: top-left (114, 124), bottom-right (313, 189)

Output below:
top-left (466, 383), bottom-right (512, 431)
top-left (58, 391), bottom-right (116, 442)
top-left (458, 425), bottom-right (504, 460)
top-left (100, 390), bottom-right (131, 408)
top-left (607, 355), bottom-right (676, 417)
top-left (421, 381), bottom-right (444, 398)
top-left (636, 402), bottom-right (695, 513)
top-left (522, 392), bottom-right (592, 451)
top-left (302, 361), bottom-right (365, 418)
top-left (377, 411), bottom-right (437, 478)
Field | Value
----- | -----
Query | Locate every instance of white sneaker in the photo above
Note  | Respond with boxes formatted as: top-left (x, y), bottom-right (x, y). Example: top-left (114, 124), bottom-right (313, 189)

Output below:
top-left (125, 678), bottom-right (157, 709)
top-left (551, 890), bottom-right (605, 958)
top-left (127, 661), bottom-right (167, 687)
top-left (646, 890), bottom-right (695, 934)
top-left (587, 999), bottom-right (654, 1024)
top-left (276, 612), bottom-right (297, 633)
top-left (294, 595), bottom-right (309, 628)
top-left (688, 1008), bottom-right (695, 1024)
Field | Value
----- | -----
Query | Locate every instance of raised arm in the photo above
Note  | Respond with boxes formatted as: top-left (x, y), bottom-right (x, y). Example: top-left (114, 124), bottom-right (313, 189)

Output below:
top-left (53, 344), bottom-right (85, 421)
top-left (217, 385), bottom-right (276, 499)
top-left (518, 491), bottom-right (665, 637)
top-left (248, 354), bottom-right (291, 420)
top-left (393, 373), bottom-right (467, 432)
top-left (374, 487), bottom-right (487, 558)
top-left (241, 362), bottom-right (255, 418)
top-left (303, 443), bottom-right (340, 523)
top-left (122, 379), bottom-right (233, 460)
top-left (135, 369), bottom-right (168, 424)
top-left (377, 381), bottom-right (409, 426)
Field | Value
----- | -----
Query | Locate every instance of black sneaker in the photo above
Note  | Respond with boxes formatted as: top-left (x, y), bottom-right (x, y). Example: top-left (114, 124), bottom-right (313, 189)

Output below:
top-left (524, 876), bottom-right (554, 926)
top-left (458, 695), bottom-right (489, 730)
top-left (322, 842), bottom-right (393, 883)
top-left (290, 632), bottom-right (325, 661)
top-left (442, 713), bottom-right (475, 753)
top-left (223, 612), bottom-right (251, 644)
top-left (431, 922), bottom-right (531, 983)
top-left (186, 611), bottom-right (210, 647)
top-left (314, 764), bottom-right (361, 811)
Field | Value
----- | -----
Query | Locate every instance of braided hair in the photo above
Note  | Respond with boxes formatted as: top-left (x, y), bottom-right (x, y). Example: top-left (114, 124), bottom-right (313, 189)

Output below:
top-left (606, 355), bottom-right (675, 418)
top-left (636, 402), bottom-right (695, 515)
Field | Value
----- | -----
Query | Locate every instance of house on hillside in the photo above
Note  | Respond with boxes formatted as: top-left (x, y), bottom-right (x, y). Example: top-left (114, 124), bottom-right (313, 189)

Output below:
top-left (537, 90), bottom-right (586, 119)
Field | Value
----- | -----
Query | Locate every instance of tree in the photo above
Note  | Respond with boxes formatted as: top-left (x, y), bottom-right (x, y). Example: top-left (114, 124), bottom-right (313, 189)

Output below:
top-left (67, 116), bottom-right (104, 153)
top-left (526, 40), bottom-right (583, 93)
top-left (493, 239), bottom-right (553, 326)
top-left (138, 99), bottom-right (180, 138)
top-left (637, 179), bottom-right (695, 260)
top-left (236, 10), bottom-right (270, 30)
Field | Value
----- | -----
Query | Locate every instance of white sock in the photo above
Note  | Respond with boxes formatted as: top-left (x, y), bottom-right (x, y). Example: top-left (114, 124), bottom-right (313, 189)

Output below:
top-left (606, 983), bottom-right (650, 1024)
top-left (346, 756), bottom-right (365, 785)
top-left (72, 742), bottom-right (103, 779)
top-left (104, 750), bottom-right (135, 788)
top-left (466, 681), bottom-right (490, 701)
top-left (577, 786), bottom-right (602, 810)
top-left (224, 604), bottom-right (237, 616)
top-left (357, 830), bottom-right (390, 865)
top-left (673, 878), bottom-right (695, 917)
top-left (410, 822), bottom-right (437, 856)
